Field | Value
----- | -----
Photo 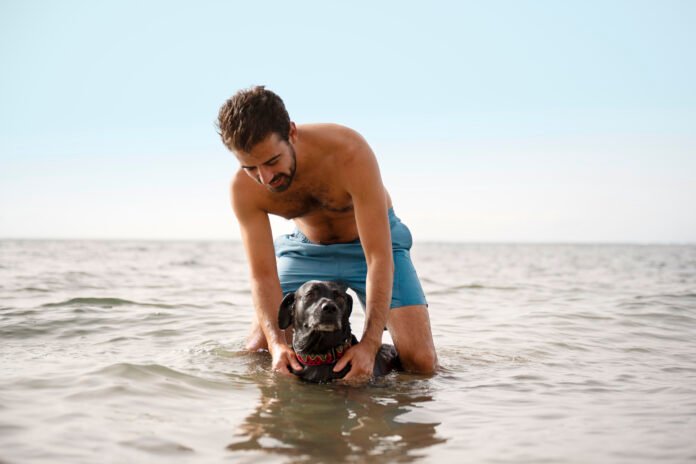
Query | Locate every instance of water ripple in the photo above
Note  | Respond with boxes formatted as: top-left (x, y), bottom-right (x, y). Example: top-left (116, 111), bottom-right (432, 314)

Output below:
top-left (2, 240), bottom-right (695, 463)
top-left (41, 297), bottom-right (177, 309)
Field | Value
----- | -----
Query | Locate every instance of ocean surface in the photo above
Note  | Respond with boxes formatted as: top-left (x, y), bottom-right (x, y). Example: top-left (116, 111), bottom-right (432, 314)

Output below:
top-left (1, 240), bottom-right (695, 463)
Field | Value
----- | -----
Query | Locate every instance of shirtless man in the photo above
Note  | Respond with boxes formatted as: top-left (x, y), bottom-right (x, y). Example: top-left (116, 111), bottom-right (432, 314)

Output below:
top-left (217, 86), bottom-right (437, 382)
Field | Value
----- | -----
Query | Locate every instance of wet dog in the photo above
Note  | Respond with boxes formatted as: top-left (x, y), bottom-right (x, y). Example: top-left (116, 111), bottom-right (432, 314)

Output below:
top-left (278, 280), bottom-right (401, 383)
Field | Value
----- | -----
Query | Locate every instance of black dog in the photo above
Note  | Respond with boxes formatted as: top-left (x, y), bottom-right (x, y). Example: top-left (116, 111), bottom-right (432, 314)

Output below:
top-left (278, 280), bottom-right (401, 383)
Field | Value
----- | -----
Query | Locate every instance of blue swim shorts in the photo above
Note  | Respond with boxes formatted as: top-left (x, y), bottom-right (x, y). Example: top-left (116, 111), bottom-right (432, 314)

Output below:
top-left (274, 208), bottom-right (427, 309)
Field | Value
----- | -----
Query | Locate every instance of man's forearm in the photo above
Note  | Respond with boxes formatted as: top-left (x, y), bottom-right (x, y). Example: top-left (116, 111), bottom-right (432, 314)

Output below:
top-left (361, 259), bottom-right (393, 350)
top-left (250, 276), bottom-right (286, 348)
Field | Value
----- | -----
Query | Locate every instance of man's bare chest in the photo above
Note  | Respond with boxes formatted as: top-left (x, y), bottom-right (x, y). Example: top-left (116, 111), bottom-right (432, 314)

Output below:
top-left (265, 184), bottom-right (353, 220)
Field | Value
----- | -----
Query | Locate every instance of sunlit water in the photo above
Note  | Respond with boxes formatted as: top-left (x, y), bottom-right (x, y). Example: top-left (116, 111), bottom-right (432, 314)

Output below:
top-left (1, 240), bottom-right (695, 463)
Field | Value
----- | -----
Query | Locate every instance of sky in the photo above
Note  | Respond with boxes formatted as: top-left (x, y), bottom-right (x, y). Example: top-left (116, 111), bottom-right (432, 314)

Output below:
top-left (1, 0), bottom-right (694, 242)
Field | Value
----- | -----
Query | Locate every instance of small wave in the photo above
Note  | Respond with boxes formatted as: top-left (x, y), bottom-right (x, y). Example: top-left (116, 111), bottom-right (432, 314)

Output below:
top-left (428, 283), bottom-right (518, 295)
top-left (120, 436), bottom-right (194, 454)
top-left (437, 347), bottom-right (530, 367)
top-left (660, 366), bottom-right (696, 374)
top-left (214, 300), bottom-right (238, 307)
top-left (564, 311), bottom-right (614, 321)
top-left (510, 374), bottom-right (547, 382)
top-left (634, 292), bottom-right (696, 300)
top-left (0, 323), bottom-right (56, 339)
top-left (98, 335), bottom-right (145, 344)
top-left (64, 363), bottom-right (234, 402)
top-left (141, 329), bottom-right (180, 337)
top-left (89, 362), bottom-right (232, 392)
top-left (188, 339), bottom-right (249, 358)
top-left (42, 297), bottom-right (138, 308)
top-left (41, 297), bottom-right (179, 309)
top-left (548, 341), bottom-right (591, 352)
top-left (17, 286), bottom-right (52, 293)
top-left (467, 283), bottom-right (518, 290)
top-left (621, 312), bottom-right (695, 324)
top-left (0, 308), bottom-right (39, 317)
top-left (628, 330), bottom-right (690, 342)
top-left (170, 259), bottom-right (204, 267)
top-left (93, 362), bottom-right (184, 380)
top-left (623, 346), bottom-right (653, 353)
top-left (0, 316), bottom-right (124, 339)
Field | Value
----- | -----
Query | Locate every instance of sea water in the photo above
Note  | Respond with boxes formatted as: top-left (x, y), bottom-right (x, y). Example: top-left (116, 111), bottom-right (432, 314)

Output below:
top-left (1, 240), bottom-right (695, 463)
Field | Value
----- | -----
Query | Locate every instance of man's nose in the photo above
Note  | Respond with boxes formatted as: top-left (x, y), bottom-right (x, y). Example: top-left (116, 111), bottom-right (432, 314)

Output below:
top-left (258, 166), bottom-right (273, 184)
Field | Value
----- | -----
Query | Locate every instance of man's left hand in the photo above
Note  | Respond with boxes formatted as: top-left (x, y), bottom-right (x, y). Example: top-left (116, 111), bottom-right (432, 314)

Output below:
top-left (333, 341), bottom-right (378, 384)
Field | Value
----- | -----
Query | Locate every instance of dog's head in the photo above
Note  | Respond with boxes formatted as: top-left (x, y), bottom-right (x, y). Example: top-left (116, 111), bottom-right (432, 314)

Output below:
top-left (278, 280), bottom-right (353, 354)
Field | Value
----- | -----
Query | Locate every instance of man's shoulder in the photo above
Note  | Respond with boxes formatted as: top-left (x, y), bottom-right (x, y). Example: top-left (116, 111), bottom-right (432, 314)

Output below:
top-left (229, 170), bottom-right (265, 215)
top-left (230, 169), bottom-right (251, 194)
top-left (300, 122), bottom-right (355, 134)
top-left (301, 123), bottom-right (372, 169)
top-left (301, 123), bottom-right (366, 149)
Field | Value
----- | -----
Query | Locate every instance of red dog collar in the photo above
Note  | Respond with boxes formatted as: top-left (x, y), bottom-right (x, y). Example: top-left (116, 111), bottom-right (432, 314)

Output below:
top-left (295, 339), bottom-right (352, 366)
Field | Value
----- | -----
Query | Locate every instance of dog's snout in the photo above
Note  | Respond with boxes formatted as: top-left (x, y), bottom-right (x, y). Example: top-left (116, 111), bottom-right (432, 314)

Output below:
top-left (322, 301), bottom-right (338, 313)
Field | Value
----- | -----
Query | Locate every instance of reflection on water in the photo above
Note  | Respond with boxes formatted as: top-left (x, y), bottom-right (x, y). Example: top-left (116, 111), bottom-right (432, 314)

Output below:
top-left (228, 374), bottom-right (446, 462)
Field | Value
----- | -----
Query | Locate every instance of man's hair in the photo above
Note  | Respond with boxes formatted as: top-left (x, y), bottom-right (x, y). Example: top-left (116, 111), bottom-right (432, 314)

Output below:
top-left (217, 86), bottom-right (291, 152)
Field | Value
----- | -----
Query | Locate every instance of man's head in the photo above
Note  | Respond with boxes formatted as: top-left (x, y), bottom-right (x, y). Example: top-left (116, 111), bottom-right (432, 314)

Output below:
top-left (217, 86), bottom-right (297, 192)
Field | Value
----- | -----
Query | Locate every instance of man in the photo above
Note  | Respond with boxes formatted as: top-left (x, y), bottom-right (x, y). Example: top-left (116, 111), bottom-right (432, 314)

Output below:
top-left (217, 86), bottom-right (437, 382)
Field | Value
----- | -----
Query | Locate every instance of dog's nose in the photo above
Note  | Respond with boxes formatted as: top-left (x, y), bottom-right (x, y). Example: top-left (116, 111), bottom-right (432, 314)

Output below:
top-left (322, 302), bottom-right (338, 313)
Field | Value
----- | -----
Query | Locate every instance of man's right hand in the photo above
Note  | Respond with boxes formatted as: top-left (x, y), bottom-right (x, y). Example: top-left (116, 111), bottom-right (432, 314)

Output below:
top-left (269, 342), bottom-right (302, 375)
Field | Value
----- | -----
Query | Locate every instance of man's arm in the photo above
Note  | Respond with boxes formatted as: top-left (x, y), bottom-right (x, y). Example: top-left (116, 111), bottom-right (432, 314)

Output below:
top-left (332, 130), bottom-right (394, 382)
top-left (231, 176), bottom-right (301, 374)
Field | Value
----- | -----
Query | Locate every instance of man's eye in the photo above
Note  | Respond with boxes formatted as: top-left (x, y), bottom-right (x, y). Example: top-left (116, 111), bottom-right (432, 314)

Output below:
top-left (243, 166), bottom-right (257, 172)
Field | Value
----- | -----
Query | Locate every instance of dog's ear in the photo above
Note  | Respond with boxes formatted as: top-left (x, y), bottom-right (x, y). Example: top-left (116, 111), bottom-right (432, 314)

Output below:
top-left (278, 292), bottom-right (296, 329)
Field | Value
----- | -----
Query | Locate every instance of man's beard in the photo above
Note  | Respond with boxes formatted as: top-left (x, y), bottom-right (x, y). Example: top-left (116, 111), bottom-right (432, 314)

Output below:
top-left (267, 144), bottom-right (297, 193)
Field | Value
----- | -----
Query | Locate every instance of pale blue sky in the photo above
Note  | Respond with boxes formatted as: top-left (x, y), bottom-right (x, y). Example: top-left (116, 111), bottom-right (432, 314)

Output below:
top-left (1, 0), bottom-right (694, 242)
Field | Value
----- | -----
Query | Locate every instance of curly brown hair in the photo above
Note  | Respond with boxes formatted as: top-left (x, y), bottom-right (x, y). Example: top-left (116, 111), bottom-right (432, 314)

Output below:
top-left (216, 86), bottom-right (291, 153)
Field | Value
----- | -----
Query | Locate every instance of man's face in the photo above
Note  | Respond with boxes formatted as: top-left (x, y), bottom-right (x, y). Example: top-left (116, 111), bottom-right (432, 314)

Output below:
top-left (236, 132), bottom-right (297, 193)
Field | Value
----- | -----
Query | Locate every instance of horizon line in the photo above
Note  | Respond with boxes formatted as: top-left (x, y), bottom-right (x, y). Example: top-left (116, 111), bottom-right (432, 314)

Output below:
top-left (1, 237), bottom-right (694, 246)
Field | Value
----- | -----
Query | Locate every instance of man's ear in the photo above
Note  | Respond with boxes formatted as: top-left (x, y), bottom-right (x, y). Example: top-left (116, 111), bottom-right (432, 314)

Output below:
top-left (288, 121), bottom-right (297, 144)
top-left (278, 292), bottom-right (296, 329)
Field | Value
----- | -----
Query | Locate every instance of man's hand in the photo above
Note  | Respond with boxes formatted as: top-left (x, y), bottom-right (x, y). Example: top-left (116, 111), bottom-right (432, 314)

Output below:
top-left (333, 341), bottom-right (378, 384)
top-left (269, 342), bottom-right (302, 375)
